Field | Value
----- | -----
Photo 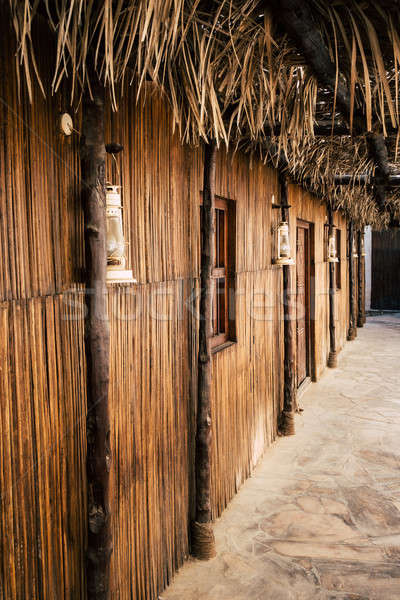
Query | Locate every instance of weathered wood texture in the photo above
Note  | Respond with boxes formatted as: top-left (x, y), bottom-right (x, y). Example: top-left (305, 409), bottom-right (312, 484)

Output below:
top-left (81, 81), bottom-right (111, 599)
top-left (281, 175), bottom-right (297, 431)
top-left (348, 222), bottom-right (358, 340)
top-left (0, 21), bottom-right (350, 600)
top-left (195, 141), bottom-right (216, 527)
top-left (371, 229), bottom-right (400, 310)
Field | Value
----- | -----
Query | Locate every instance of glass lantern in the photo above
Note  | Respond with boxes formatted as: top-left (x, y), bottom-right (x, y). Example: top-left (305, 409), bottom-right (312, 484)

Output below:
top-left (106, 184), bottom-right (136, 283)
top-left (361, 235), bottom-right (366, 256)
top-left (274, 221), bottom-right (294, 265)
top-left (352, 236), bottom-right (358, 258)
top-left (327, 232), bottom-right (339, 262)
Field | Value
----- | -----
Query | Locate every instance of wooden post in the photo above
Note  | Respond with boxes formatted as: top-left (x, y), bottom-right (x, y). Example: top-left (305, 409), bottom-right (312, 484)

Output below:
top-left (347, 220), bottom-right (357, 341)
top-left (192, 140), bottom-right (216, 560)
top-left (280, 174), bottom-right (296, 435)
top-left (81, 78), bottom-right (112, 599)
top-left (357, 229), bottom-right (365, 327)
top-left (327, 205), bottom-right (337, 367)
top-left (363, 231), bottom-right (367, 325)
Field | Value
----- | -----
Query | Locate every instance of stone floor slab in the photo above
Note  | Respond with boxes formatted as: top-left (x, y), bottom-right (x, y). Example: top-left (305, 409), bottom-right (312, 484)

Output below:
top-left (162, 315), bottom-right (400, 599)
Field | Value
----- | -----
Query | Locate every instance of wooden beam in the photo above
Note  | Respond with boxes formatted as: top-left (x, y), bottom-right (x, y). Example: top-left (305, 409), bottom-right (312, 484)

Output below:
top-left (347, 220), bottom-right (357, 341)
top-left (81, 78), bottom-right (112, 599)
top-left (327, 205), bottom-right (337, 368)
top-left (357, 230), bottom-right (365, 327)
top-left (280, 174), bottom-right (296, 435)
top-left (268, 0), bottom-right (391, 209)
top-left (191, 140), bottom-right (216, 560)
top-left (366, 132), bottom-right (391, 178)
top-left (266, 120), bottom-right (399, 138)
top-left (334, 175), bottom-right (369, 186)
top-left (268, 0), bottom-right (351, 116)
top-left (366, 131), bottom-right (391, 207)
top-left (307, 174), bottom-right (400, 187)
top-left (265, 121), bottom-right (362, 137)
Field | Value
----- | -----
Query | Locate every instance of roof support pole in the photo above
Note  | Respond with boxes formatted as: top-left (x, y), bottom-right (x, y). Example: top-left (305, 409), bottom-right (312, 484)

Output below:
top-left (192, 140), bottom-right (217, 560)
top-left (327, 205), bottom-right (338, 368)
top-left (347, 220), bottom-right (357, 341)
top-left (279, 174), bottom-right (297, 435)
top-left (357, 230), bottom-right (366, 327)
top-left (81, 77), bottom-right (112, 599)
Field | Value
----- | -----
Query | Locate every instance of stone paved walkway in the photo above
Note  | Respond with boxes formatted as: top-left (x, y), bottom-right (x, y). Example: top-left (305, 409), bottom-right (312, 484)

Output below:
top-left (162, 314), bottom-right (400, 600)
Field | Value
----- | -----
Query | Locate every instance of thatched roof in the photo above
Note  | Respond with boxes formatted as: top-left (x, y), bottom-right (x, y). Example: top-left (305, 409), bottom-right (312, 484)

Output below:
top-left (8, 0), bottom-right (400, 227)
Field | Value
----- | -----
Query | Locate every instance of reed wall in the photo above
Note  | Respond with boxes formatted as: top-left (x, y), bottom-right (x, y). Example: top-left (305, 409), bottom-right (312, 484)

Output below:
top-left (0, 19), bottom-right (349, 600)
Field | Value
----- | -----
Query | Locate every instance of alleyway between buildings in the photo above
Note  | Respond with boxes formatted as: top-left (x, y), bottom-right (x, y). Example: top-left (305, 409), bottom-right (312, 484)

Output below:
top-left (163, 314), bottom-right (400, 600)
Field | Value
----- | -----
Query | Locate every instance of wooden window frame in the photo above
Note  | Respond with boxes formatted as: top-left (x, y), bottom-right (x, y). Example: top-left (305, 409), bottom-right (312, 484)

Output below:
top-left (200, 194), bottom-right (236, 351)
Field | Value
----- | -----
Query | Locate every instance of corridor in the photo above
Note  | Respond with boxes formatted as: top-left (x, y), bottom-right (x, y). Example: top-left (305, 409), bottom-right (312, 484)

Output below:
top-left (163, 315), bottom-right (400, 600)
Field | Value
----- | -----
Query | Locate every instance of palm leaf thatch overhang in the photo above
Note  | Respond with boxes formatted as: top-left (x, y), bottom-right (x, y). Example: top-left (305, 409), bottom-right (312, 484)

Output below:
top-left (8, 0), bottom-right (400, 228)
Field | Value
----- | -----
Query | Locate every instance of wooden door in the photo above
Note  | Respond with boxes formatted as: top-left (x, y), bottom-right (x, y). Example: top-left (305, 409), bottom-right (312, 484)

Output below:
top-left (296, 223), bottom-right (310, 387)
top-left (371, 230), bottom-right (400, 309)
top-left (354, 255), bottom-right (359, 324)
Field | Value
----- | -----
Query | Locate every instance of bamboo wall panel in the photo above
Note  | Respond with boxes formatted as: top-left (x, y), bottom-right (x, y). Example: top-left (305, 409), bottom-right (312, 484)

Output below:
top-left (0, 294), bottom-right (86, 599)
top-left (210, 152), bottom-right (283, 516)
top-left (108, 281), bottom-right (194, 599)
top-left (0, 17), bottom-right (83, 302)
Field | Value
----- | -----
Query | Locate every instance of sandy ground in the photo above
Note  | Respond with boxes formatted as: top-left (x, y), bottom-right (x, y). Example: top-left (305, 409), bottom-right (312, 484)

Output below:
top-left (162, 314), bottom-right (400, 600)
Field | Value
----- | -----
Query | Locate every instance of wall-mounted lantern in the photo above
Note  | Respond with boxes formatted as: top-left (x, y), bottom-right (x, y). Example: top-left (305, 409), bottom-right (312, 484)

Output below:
top-left (352, 236), bottom-right (358, 258)
top-left (274, 221), bottom-right (295, 265)
top-left (327, 230), bottom-right (339, 262)
top-left (60, 113), bottom-right (74, 135)
top-left (361, 235), bottom-right (366, 256)
top-left (106, 184), bottom-right (136, 284)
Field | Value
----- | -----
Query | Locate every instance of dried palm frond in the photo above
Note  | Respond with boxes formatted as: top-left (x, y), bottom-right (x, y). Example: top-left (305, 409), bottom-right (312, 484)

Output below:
top-left (7, 0), bottom-right (400, 228)
top-left (312, 0), bottom-right (400, 132)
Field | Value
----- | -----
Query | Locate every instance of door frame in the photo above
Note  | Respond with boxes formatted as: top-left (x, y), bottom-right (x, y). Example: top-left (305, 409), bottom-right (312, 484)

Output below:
top-left (296, 219), bottom-right (316, 387)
